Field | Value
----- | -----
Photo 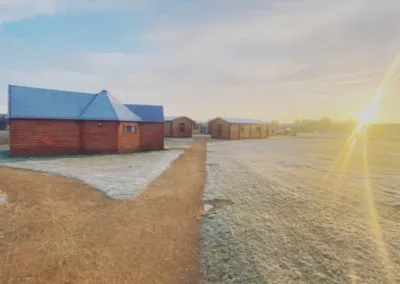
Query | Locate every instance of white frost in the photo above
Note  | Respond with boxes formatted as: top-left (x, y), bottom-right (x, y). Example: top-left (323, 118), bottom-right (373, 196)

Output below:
top-left (1, 150), bottom-right (183, 200)
top-left (201, 135), bottom-right (400, 284)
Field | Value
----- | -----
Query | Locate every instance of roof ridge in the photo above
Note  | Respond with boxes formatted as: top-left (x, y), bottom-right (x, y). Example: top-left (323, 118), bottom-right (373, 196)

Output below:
top-left (79, 93), bottom-right (100, 118)
top-left (103, 91), bottom-right (120, 120)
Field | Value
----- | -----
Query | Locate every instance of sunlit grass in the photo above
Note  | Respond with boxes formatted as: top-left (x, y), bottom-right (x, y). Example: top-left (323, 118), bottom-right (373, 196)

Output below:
top-left (362, 136), bottom-right (395, 284)
top-left (323, 52), bottom-right (400, 284)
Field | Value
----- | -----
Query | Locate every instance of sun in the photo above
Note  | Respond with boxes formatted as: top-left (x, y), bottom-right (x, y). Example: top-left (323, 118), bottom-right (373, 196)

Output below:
top-left (356, 104), bottom-right (375, 126)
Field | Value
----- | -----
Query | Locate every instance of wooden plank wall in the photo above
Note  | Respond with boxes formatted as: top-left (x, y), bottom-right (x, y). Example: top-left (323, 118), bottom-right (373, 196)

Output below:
top-left (118, 122), bottom-right (141, 153)
top-left (208, 119), bottom-right (270, 140)
top-left (170, 117), bottom-right (193, 138)
top-left (9, 119), bottom-right (81, 156)
top-left (9, 119), bottom-right (143, 156)
top-left (139, 122), bottom-right (164, 151)
top-left (210, 118), bottom-right (230, 139)
top-left (81, 121), bottom-right (118, 154)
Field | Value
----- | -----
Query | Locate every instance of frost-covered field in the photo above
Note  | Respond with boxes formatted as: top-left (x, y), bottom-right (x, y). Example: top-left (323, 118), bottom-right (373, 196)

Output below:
top-left (0, 150), bottom-right (183, 200)
top-left (201, 135), bottom-right (400, 284)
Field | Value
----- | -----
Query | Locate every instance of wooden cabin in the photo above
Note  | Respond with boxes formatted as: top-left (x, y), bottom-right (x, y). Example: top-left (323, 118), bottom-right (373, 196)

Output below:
top-left (8, 85), bottom-right (165, 157)
top-left (208, 117), bottom-right (270, 140)
top-left (164, 116), bottom-right (194, 138)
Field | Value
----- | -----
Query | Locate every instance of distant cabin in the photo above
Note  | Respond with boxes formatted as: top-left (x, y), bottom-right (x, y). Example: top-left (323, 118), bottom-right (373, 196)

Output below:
top-left (199, 123), bottom-right (208, 134)
top-left (8, 85), bottom-right (165, 157)
top-left (208, 117), bottom-right (270, 140)
top-left (164, 116), bottom-right (195, 138)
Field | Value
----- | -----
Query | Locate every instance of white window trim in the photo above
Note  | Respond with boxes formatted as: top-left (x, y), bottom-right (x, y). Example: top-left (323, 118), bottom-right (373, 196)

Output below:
top-left (124, 125), bottom-right (136, 132)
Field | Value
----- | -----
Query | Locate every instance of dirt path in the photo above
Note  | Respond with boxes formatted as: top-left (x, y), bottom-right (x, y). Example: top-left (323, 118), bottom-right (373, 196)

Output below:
top-left (0, 138), bottom-right (206, 284)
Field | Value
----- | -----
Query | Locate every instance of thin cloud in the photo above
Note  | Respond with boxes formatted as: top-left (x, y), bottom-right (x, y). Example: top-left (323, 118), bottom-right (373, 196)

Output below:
top-left (0, 0), bottom-right (149, 23)
top-left (0, 0), bottom-right (399, 121)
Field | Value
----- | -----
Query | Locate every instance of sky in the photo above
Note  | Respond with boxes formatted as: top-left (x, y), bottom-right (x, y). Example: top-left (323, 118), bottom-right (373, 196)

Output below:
top-left (0, 0), bottom-right (400, 122)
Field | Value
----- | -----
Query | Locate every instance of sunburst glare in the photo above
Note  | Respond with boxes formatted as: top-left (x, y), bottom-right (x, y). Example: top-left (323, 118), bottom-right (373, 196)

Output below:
top-left (322, 52), bottom-right (400, 283)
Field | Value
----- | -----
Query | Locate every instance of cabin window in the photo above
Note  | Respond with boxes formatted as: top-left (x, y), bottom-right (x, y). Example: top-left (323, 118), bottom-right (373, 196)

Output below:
top-left (179, 122), bottom-right (185, 133)
top-left (124, 125), bottom-right (136, 132)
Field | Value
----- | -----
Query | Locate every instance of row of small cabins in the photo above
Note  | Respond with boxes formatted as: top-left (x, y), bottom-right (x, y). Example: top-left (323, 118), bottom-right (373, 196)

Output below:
top-left (7, 85), bottom-right (272, 157)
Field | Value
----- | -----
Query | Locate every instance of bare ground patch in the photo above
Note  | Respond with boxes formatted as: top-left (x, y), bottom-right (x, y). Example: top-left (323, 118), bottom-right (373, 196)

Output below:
top-left (0, 138), bottom-right (206, 284)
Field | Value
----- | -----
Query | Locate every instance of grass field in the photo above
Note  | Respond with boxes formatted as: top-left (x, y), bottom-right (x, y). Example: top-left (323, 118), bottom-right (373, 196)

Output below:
top-left (201, 133), bottom-right (400, 284)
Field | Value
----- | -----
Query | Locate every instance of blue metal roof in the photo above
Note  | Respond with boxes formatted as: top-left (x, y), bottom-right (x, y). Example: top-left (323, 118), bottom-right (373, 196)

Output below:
top-left (81, 91), bottom-right (142, 121)
top-left (9, 85), bottom-right (96, 120)
top-left (8, 85), bottom-right (142, 122)
top-left (220, 117), bottom-right (268, 124)
top-left (124, 104), bottom-right (164, 122)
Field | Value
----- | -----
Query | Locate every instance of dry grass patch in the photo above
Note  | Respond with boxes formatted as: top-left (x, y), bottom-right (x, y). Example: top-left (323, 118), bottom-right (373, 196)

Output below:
top-left (0, 139), bottom-right (206, 284)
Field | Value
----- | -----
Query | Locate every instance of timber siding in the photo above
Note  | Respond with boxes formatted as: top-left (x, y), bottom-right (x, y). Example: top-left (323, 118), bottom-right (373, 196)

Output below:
top-left (209, 118), bottom-right (269, 140)
top-left (9, 119), bottom-right (81, 156)
top-left (81, 121), bottom-right (118, 154)
top-left (164, 117), bottom-right (193, 138)
top-left (210, 118), bottom-right (230, 139)
top-left (118, 122), bottom-right (141, 153)
top-left (9, 119), bottom-right (143, 156)
top-left (139, 123), bottom-right (164, 151)
top-left (164, 122), bottom-right (172, 137)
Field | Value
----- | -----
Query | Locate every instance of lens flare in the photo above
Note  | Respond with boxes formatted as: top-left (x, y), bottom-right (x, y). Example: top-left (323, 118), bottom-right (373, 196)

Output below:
top-left (356, 104), bottom-right (375, 127)
top-left (322, 51), bottom-right (400, 283)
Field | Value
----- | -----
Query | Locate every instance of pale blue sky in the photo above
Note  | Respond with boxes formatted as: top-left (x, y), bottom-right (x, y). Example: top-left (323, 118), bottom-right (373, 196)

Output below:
top-left (1, 0), bottom-right (400, 122)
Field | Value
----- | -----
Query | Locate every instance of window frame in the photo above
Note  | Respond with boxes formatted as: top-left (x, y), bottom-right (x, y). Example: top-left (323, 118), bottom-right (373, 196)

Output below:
top-left (124, 125), bottom-right (136, 132)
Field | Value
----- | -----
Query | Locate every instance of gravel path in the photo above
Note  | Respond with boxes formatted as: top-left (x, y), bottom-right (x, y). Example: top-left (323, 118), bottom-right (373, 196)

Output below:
top-left (0, 150), bottom-right (183, 199)
top-left (164, 138), bottom-right (193, 148)
top-left (201, 136), bottom-right (400, 284)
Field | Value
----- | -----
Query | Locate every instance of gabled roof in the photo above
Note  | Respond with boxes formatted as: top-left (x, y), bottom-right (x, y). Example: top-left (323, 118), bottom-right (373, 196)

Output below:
top-left (124, 104), bottom-right (164, 122)
top-left (164, 116), bottom-right (178, 121)
top-left (164, 116), bottom-right (195, 122)
top-left (210, 117), bottom-right (268, 124)
top-left (8, 85), bottom-right (142, 122)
